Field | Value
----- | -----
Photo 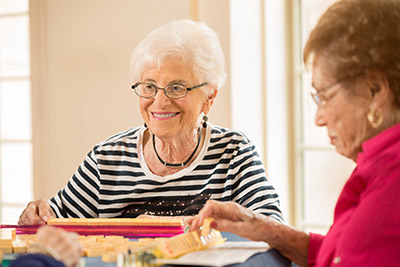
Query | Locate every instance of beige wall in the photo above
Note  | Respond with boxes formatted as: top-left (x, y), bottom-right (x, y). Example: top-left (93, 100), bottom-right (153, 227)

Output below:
top-left (30, 0), bottom-right (231, 199)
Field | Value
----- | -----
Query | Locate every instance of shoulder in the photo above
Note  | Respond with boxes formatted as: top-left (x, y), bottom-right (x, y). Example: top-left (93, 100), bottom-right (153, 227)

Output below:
top-left (93, 126), bottom-right (143, 152)
top-left (209, 124), bottom-right (252, 145)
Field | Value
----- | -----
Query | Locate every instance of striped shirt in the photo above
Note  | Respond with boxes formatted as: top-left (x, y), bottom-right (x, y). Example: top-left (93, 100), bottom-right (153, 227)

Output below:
top-left (50, 124), bottom-right (283, 222)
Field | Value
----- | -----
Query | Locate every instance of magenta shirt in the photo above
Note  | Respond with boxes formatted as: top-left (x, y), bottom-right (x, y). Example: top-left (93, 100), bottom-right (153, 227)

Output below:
top-left (308, 123), bottom-right (400, 266)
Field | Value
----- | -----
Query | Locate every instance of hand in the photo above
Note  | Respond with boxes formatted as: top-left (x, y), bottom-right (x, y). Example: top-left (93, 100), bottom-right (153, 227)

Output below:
top-left (189, 200), bottom-right (309, 266)
top-left (37, 225), bottom-right (82, 267)
top-left (18, 199), bottom-right (56, 225)
top-left (188, 200), bottom-right (271, 242)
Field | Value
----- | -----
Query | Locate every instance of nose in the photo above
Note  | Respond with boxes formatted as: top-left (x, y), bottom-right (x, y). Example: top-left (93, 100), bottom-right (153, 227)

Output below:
top-left (314, 106), bottom-right (326, 127)
top-left (153, 88), bottom-right (172, 106)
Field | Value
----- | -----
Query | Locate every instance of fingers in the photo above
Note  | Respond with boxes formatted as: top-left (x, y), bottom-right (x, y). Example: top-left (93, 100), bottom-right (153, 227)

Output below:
top-left (37, 226), bottom-right (82, 267)
top-left (189, 200), bottom-right (259, 234)
top-left (183, 216), bottom-right (194, 225)
top-left (18, 199), bottom-right (51, 225)
top-left (56, 232), bottom-right (82, 267)
top-left (189, 200), bottom-right (232, 231)
top-left (38, 200), bottom-right (56, 222)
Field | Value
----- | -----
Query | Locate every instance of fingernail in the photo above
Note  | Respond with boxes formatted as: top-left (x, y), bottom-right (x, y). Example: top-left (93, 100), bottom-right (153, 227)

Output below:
top-left (43, 216), bottom-right (48, 221)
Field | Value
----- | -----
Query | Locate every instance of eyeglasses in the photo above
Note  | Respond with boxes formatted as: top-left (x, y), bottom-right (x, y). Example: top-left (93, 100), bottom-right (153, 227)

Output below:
top-left (310, 72), bottom-right (365, 107)
top-left (131, 82), bottom-right (208, 99)
top-left (310, 80), bottom-right (342, 107)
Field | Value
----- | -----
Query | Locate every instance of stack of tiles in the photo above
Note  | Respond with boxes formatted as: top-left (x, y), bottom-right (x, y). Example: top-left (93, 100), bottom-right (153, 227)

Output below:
top-left (0, 232), bottom-right (166, 263)
top-left (0, 218), bottom-right (223, 264)
top-left (7, 218), bottom-right (185, 238)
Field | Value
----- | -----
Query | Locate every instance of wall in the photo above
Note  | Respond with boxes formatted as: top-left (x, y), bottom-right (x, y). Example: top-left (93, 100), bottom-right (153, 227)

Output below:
top-left (30, 0), bottom-right (231, 199)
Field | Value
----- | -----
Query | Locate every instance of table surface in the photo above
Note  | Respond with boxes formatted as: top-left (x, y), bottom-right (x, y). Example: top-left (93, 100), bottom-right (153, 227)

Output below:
top-left (83, 232), bottom-right (292, 267)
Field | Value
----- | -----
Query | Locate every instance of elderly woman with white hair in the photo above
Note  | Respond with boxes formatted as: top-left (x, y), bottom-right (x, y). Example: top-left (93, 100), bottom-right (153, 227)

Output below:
top-left (18, 19), bottom-right (283, 224)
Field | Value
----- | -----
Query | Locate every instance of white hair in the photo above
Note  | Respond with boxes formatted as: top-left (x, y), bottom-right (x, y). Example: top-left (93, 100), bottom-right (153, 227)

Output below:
top-left (130, 19), bottom-right (226, 93)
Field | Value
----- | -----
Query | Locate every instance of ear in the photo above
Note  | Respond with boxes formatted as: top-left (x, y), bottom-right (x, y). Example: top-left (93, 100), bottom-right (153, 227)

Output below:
top-left (202, 87), bottom-right (218, 114)
top-left (366, 70), bottom-right (392, 110)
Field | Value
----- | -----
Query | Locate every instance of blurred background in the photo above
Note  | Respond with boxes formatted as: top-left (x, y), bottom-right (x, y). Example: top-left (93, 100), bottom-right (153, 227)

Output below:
top-left (0, 0), bottom-right (355, 234)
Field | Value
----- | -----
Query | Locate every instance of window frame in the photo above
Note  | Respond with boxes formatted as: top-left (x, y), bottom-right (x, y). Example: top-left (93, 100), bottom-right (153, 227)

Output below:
top-left (0, 0), bottom-right (33, 224)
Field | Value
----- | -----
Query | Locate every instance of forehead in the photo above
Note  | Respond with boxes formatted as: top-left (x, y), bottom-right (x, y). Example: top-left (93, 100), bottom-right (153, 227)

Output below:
top-left (141, 58), bottom-right (195, 83)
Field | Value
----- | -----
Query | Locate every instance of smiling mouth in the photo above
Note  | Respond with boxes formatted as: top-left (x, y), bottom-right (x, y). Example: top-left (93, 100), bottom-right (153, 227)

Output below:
top-left (151, 112), bottom-right (180, 120)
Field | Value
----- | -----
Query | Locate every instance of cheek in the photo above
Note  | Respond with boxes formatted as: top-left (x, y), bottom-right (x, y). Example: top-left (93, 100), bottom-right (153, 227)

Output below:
top-left (181, 101), bottom-right (198, 118)
top-left (337, 106), bottom-right (369, 155)
top-left (139, 98), bottom-right (151, 109)
top-left (139, 99), bottom-right (151, 117)
top-left (182, 95), bottom-right (205, 115)
top-left (179, 100), bottom-right (204, 126)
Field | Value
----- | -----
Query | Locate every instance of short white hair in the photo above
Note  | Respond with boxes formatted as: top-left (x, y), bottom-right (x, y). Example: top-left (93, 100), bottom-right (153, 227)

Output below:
top-left (130, 19), bottom-right (226, 93)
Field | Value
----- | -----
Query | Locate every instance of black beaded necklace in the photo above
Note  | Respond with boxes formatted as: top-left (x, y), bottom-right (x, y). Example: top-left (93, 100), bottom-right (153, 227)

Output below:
top-left (152, 126), bottom-right (202, 168)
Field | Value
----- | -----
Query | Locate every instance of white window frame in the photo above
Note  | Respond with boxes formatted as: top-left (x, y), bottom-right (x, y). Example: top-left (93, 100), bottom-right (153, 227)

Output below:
top-left (0, 0), bottom-right (33, 224)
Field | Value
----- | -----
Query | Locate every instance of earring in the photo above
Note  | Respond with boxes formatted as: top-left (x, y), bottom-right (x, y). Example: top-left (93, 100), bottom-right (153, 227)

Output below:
top-left (144, 122), bottom-right (147, 128)
top-left (202, 115), bottom-right (208, 128)
top-left (367, 108), bottom-right (383, 128)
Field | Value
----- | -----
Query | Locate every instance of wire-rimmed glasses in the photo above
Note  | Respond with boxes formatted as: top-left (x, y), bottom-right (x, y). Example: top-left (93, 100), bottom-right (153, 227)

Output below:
top-left (310, 81), bottom-right (342, 107)
top-left (131, 82), bottom-right (208, 99)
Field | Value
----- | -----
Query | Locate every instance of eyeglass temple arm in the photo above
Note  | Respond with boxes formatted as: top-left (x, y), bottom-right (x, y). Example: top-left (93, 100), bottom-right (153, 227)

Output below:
top-left (187, 82), bottom-right (209, 91)
top-left (131, 82), bottom-right (140, 89)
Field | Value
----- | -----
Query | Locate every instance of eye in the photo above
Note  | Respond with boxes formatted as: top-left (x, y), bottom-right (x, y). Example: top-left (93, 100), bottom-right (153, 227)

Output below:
top-left (167, 84), bottom-right (186, 95)
top-left (170, 84), bottom-right (186, 92)
top-left (318, 94), bottom-right (328, 105)
top-left (142, 83), bottom-right (156, 92)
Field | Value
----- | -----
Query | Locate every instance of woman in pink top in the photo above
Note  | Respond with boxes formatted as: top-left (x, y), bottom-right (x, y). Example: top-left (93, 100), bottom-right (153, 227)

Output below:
top-left (189, 0), bottom-right (400, 266)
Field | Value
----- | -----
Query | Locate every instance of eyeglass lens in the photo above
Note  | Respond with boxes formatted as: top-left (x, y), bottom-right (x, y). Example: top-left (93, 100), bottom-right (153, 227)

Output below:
top-left (136, 83), bottom-right (187, 98)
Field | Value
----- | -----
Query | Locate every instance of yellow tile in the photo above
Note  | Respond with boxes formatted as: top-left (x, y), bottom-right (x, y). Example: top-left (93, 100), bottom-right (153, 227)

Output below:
top-left (84, 247), bottom-right (104, 257)
top-left (0, 247), bottom-right (12, 253)
top-left (105, 235), bottom-right (124, 240)
top-left (12, 245), bottom-right (27, 254)
top-left (102, 251), bottom-right (118, 262)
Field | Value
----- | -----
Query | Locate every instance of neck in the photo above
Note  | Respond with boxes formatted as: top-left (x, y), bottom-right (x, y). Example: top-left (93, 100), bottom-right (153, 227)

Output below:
top-left (152, 126), bottom-right (202, 168)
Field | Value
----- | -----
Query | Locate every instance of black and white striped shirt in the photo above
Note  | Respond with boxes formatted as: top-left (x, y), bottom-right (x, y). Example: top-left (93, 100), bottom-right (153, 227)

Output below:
top-left (50, 124), bottom-right (283, 222)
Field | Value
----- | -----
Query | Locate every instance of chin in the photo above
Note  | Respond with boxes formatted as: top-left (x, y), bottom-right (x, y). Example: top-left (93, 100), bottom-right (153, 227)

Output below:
top-left (335, 146), bottom-right (359, 161)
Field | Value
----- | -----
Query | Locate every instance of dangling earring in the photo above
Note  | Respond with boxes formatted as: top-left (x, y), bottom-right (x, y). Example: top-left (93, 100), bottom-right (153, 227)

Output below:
top-left (367, 108), bottom-right (383, 128)
top-left (144, 122), bottom-right (147, 128)
top-left (202, 115), bottom-right (208, 128)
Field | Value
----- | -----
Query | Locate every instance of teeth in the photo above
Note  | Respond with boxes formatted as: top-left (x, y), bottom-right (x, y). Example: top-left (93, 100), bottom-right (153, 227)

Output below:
top-left (153, 113), bottom-right (178, 118)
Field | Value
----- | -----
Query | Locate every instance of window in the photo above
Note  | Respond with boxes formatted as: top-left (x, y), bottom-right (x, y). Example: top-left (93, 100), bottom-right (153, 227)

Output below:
top-left (297, 0), bottom-right (356, 234)
top-left (0, 0), bottom-right (33, 224)
top-left (229, 0), bottom-right (357, 232)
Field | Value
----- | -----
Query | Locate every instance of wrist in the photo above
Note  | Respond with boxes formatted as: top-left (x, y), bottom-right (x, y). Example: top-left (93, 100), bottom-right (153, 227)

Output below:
top-left (27, 242), bottom-right (62, 262)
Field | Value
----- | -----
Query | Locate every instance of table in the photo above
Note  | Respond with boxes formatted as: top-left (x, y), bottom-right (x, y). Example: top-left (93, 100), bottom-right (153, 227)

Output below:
top-left (83, 232), bottom-right (292, 267)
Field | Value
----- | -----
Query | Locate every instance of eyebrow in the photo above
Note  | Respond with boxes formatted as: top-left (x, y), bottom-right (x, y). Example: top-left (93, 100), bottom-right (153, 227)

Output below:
top-left (311, 81), bottom-right (329, 91)
top-left (312, 80), bottom-right (341, 94)
top-left (142, 79), bottom-right (188, 85)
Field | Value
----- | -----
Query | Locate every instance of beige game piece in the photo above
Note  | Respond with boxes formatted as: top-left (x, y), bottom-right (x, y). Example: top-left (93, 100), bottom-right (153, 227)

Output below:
top-left (12, 239), bottom-right (27, 253)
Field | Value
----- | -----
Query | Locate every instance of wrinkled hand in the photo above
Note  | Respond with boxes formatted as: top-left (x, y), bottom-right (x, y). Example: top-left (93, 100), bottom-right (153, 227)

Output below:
top-left (18, 199), bottom-right (56, 225)
top-left (37, 225), bottom-right (82, 267)
top-left (187, 200), bottom-right (270, 242)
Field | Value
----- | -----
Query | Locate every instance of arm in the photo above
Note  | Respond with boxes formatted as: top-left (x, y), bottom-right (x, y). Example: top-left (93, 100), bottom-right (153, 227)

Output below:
top-left (50, 149), bottom-right (101, 218)
top-left (188, 200), bottom-right (309, 267)
top-left (19, 149), bottom-right (100, 224)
